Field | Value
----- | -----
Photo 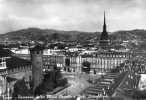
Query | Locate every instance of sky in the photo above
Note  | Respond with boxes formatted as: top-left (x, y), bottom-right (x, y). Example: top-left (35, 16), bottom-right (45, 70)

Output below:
top-left (0, 0), bottom-right (146, 34)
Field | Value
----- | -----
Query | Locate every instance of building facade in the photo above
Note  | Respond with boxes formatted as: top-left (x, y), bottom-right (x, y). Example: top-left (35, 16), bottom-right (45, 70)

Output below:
top-left (13, 51), bottom-right (133, 74)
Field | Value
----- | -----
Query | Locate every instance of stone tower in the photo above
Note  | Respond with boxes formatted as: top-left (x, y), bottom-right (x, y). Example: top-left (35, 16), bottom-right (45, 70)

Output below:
top-left (99, 12), bottom-right (109, 49)
top-left (30, 45), bottom-right (44, 92)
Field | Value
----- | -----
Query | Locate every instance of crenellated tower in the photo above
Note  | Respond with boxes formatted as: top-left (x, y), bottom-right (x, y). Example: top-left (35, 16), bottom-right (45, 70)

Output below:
top-left (30, 45), bottom-right (44, 93)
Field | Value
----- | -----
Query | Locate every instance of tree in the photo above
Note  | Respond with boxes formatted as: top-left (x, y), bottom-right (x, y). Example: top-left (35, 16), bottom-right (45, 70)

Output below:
top-left (12, 65), bottom-right (68, 96)
top-left (12, 78), bottom-right (33, 98)
top-left (34, 65), bottom-right (68, 96)
top-left (82, 61), bottom-right (91, 74)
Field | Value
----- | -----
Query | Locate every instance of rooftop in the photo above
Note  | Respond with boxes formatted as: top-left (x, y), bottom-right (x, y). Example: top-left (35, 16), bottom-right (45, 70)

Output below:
top-left (0, 48), bottom-right (13, 57)
top-left (6, 56), bottom-right (31, 69)
top-left (30, 45), bottom-right (45, 52)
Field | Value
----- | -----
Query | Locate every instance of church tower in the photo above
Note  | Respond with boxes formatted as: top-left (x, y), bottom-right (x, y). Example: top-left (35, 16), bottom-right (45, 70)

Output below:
top-left (99, 12), bottom-right (109, 49)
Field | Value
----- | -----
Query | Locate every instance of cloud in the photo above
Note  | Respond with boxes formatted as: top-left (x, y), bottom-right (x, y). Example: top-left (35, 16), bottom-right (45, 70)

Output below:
top-left (0, 0), bottom-right (145, 34)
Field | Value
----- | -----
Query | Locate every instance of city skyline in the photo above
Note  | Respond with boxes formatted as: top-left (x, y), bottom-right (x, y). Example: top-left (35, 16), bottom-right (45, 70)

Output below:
top-left (0, 0), bottom-right (146, 34)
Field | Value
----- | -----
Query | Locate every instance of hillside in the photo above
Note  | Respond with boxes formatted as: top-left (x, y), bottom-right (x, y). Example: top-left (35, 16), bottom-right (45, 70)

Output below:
top-left (0, 28), bottom-right (146, 45)
top-left (111, 29), bottom-right (146, 41)
top-left (0, 28), bottom-right (99, 42)
top-left (111, 29), bottom-right (146, 51)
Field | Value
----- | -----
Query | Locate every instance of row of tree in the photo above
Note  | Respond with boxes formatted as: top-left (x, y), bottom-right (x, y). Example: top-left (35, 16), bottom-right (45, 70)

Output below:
top-left (12, 64), bottom-right (68, 98)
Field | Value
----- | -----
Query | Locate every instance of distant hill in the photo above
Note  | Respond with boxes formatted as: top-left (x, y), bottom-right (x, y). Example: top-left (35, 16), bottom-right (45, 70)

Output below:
top-left (0, 28), bottom-right (100, 42)
top-left (0, 28), bottom-right (146, 44)
top-left (111, 29), bottom-right (146, 51)
top-left (111, 29), bottom-right (146, 41)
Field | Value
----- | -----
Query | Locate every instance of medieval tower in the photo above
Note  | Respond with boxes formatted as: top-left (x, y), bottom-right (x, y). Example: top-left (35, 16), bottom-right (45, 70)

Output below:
top-left (30, 45), bottom-right (44, 93)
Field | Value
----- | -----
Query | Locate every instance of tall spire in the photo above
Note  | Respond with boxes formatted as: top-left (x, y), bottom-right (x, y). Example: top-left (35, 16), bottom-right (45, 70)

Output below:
top-left (104, 11), bottom-right (106, 25)
top-left (103, 11), bottom-right (107, 32)
top-left (99, 11), bottom-right (109, 49)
